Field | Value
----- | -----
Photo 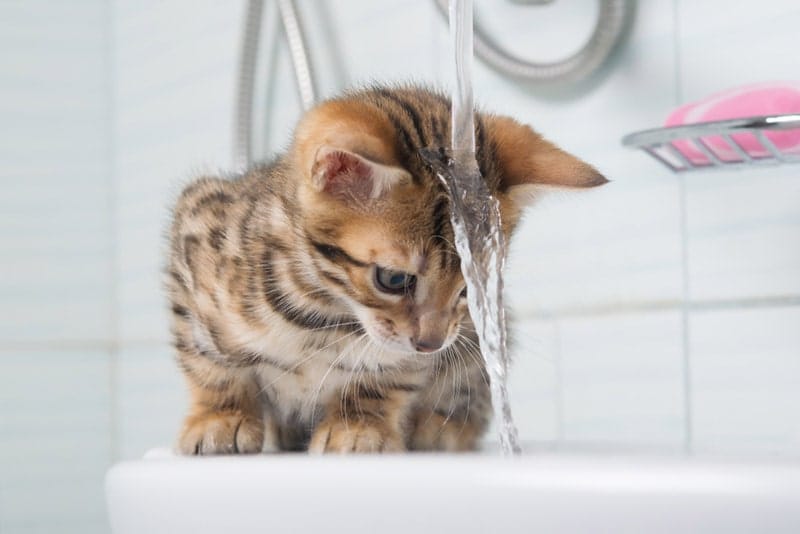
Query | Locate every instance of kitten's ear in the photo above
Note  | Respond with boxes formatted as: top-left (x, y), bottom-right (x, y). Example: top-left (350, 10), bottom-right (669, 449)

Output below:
top-left (310, 146), bottom-right (412, 202)
top-left (486, 115), bottom-right (608, 207)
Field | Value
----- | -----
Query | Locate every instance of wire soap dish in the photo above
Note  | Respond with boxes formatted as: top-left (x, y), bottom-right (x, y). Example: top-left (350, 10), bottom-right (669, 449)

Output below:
top-left (622, 114), bottom-right (800, 172)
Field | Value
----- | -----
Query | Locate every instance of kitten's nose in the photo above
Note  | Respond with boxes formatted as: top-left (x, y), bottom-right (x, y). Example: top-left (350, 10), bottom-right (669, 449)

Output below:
top-left (414, 336), bottom-right (444, 353)
top-left (415, 310), bottom-right (447, 353)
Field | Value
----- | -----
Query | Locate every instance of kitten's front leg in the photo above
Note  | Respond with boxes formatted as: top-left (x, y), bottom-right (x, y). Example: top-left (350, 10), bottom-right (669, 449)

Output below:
top-left (309, 385), bottom-right (415, 453)
top-left (176, 356), bottom-right (268, 455)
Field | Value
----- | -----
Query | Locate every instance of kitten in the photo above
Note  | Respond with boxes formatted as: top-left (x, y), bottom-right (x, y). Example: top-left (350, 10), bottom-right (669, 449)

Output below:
top-left (168, 86), bottom-right (605, 454)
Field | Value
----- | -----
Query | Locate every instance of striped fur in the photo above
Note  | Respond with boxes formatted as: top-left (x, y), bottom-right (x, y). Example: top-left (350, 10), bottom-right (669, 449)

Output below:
top-left (168, 85), bottom-right (605, 454)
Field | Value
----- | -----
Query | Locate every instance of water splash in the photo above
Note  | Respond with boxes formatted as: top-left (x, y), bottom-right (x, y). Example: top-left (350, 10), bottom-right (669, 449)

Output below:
top-left (419, 0), bottom-right (521, 455)
top-left (421, 151), bottom-right (521, 456)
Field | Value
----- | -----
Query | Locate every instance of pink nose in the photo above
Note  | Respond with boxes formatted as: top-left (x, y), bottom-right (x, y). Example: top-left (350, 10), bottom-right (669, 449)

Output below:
top-left (415, 310), bottom-right (447, 353)
top-left (414, 337), bottom-right (444, 353)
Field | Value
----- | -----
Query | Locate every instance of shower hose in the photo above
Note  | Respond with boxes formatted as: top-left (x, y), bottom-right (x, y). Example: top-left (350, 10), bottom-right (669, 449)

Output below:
top-left (234, 0), bottom-right (634, 169)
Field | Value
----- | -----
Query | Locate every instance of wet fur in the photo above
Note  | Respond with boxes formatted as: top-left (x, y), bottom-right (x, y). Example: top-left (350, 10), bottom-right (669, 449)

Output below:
top-left (168, 85), bottom-right (605, 454)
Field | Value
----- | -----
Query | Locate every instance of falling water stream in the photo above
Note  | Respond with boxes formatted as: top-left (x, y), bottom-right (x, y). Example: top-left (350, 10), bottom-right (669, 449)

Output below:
top-left (421, 0), bottom-right (521, 455)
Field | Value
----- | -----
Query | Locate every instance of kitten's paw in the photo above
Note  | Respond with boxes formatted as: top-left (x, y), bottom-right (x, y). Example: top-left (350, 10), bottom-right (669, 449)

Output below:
top-left (178, 411), bottom-right (264, 455)
top-left (309, 420), bottom-right (405, 454)
top-left (410, 412), bottom-right (482, 452)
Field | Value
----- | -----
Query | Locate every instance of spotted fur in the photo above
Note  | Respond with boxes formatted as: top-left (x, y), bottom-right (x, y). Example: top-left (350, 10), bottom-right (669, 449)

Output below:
top-left (168, 85), bottom-right (605, 454)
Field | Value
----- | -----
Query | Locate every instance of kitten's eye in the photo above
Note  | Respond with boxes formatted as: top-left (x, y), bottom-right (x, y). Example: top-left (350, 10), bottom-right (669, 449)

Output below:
top-left (459, 286), bottom-right (467, 299)
top-left (374, 267), bottom-right (416, 294)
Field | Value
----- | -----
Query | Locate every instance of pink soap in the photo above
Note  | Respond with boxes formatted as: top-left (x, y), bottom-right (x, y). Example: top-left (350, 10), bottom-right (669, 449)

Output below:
top-left (664, 82), bottom-right (800, 165)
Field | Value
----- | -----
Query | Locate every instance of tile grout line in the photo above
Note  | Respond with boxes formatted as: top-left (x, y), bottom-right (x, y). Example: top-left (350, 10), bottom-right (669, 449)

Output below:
top-left (2, 294), bottom-right (800, 352)
top-left (673, 0), bottom-right (693, 456)
top-left (552, 319), bottom-right (565, 444)
top-left (517, 295), bottom-right (800, 320)
top-left (106, 0), bottom-right (121, 465)
top-left (679, 176), bottom-right (693, 455)
top-left (0, 339), bottom-right (167, 352)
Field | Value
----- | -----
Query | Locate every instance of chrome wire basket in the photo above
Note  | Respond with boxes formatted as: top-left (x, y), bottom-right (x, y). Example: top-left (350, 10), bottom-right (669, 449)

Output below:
top-left (622, 114), bottom-right (800, 173)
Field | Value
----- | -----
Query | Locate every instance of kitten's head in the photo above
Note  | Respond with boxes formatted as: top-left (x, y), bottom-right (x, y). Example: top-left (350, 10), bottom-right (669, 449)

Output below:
top-left (290, 87), bottom-right (605, 357)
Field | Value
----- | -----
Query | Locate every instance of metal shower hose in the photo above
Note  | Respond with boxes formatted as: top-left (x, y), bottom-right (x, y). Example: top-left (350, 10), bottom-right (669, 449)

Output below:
top-left (234, 0), bottom-right (634, 169)
top-left (234, 0), bottom-right (317, 169)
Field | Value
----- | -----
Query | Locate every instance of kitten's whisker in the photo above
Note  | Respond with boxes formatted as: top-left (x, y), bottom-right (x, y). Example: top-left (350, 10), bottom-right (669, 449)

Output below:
top-left (351, 336), bottom-right (380, 421)
top-left (456, 334), bottom-right (492, 390)
top-left (340, 335), bottom-right (373, 430)
top-left (307, 332), bottom-right (369, 423)
top-left (307, 350), bottom-right (349, 423)
top-left (421, 352), bottom-right (451, 430)
top-left (307, 321), bottom-right (360, 332)
top-left (441, 346), bottom-right (460, 427)
top-left (428, 233), bottom-right (461, 262)
top-left (452, 342), bottom-right (472, 437)
top-left (258, 327), bottom-right (361, 392)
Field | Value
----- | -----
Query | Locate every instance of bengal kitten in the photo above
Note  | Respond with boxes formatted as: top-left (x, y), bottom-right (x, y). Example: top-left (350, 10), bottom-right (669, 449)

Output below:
top-left (168, 86), bottom-right (605, 454)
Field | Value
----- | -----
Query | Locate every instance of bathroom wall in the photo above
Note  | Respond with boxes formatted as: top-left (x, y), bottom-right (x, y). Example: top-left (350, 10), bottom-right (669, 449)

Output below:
top-left (0, 2), bottom-right (113, 533)
top-left (1, 1), bottom-right (798, 532)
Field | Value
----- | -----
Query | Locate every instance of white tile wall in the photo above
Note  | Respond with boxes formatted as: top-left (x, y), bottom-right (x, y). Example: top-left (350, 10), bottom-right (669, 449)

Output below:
top-left (117, 344), bottom-right (187, 460)
top-left (0, 350), bottom-right (112, 533)
top-left (557, 311), bottom-right (686, 448)
top-left (508, 318), bottom-right (560, 442)
top-left (685, 166), bottom-right (800, 301)
top-left (0, 2), bottom-right (114, 531)
top-left (690, 307), bottom-right (800, 456)
top-left (678, 0), bottom-right (800, 100)
top-left (318, 0), bottom-right (442, 85)
top-left (2, 0), bottom-right (799, 531)
top-left (0, 0), bottom-right (113, 345)
top-left (113, 0), bottom-right (245, 344)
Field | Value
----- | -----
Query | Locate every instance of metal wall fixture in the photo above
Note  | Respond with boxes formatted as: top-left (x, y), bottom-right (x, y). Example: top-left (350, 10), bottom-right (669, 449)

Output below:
top-left (234, 0), bottom-right (264, 170)
top-left (235, 0), bottom-right (635, 168)
top-left (433, 0), bottom-right (634, 85)
top-left (234, 0), bottom-right (317, 170)
top-left (622, 114), bottom-right (800, 173)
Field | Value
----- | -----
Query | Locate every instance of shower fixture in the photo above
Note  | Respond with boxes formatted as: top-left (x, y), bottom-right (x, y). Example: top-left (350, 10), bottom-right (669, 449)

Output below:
top-left (234, 0), bottom-right (635, 169)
